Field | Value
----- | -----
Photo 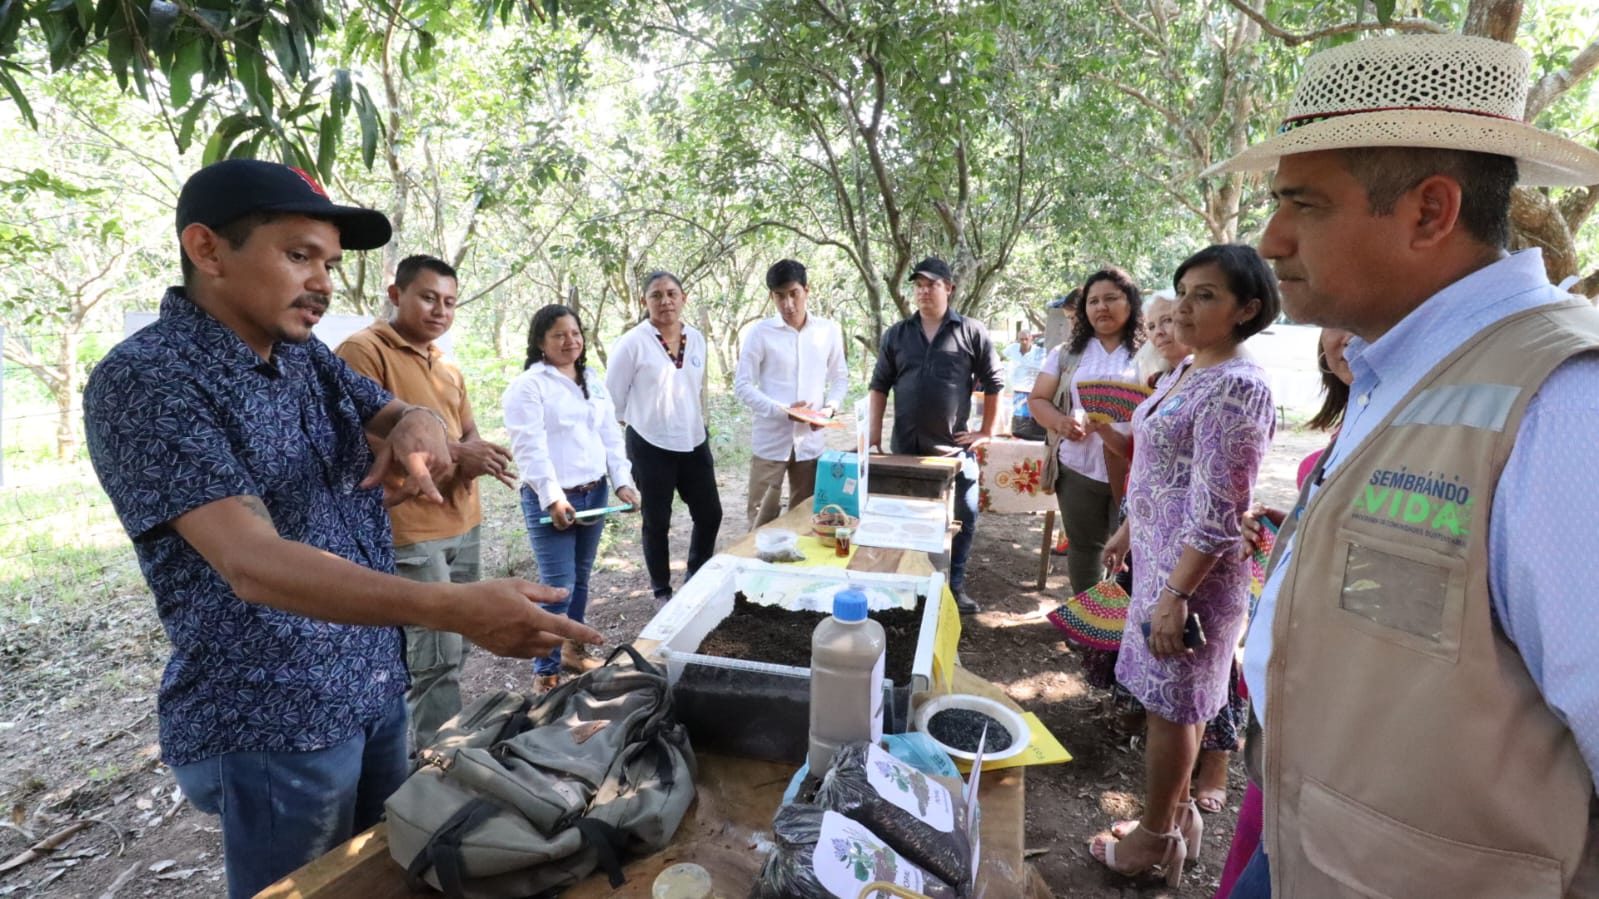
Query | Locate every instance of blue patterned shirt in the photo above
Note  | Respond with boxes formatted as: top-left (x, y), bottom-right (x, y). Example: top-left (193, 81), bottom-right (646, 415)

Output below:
top-left (84, 289), bottom-right (409, 766)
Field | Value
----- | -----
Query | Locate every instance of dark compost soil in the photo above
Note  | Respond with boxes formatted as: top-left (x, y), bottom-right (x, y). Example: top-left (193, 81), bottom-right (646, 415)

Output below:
top-left (692, 591), bottom-right (925, 681)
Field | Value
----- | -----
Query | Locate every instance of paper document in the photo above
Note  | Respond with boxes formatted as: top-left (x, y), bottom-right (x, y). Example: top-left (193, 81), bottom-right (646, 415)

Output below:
top-left (852, 495), bottom-right (951, 554)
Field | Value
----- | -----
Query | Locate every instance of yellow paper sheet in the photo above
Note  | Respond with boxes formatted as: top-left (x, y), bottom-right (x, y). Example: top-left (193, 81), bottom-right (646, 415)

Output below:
top-left (794, 534), bottom-right (856, 568)
top-left (955, 712), bottom-right (1072, 772)
top-left (932, 587), bottom-right (961, 691)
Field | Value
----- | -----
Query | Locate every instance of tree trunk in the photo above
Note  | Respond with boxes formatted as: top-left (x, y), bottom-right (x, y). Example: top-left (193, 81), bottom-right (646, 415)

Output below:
top-left (862, 276), bottom-right (888, 357)
top-left (1574, 269), bottom-right (1599, 299)
top-left (379, 8), bottom-right (408, 291)
top-left (55, 329), bottom-right (80, 461)
top-left (1462, 0), bottom-right (1521, 41)
top-left (1509, 186), bottom-right (1579, 283)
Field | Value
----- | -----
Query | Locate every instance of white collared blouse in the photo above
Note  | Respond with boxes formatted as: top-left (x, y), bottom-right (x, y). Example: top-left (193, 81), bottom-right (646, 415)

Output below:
top-left (604, 320), bottom-right (709, 452)
top-left (502, 362), bottom-right (633, 508)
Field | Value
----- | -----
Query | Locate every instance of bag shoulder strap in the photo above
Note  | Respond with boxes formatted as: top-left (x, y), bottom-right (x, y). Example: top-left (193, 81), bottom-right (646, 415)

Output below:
top-left (405, 797), bottom-right (502, 899)
top-left (572, 818), bottom-right (628, 888)
top-left (1039, 346), bottom-right (1085, 495)
top-left (1050, 346), bottom-right (1083, 407)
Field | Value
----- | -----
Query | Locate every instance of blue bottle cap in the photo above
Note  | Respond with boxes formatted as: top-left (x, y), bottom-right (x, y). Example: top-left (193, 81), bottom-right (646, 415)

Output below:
top-left (833, 588), bottom-right (869, 622)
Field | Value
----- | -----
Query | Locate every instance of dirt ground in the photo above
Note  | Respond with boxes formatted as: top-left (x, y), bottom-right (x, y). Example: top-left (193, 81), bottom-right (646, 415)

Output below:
top-left (0, 418), bottom-right (1322, 899)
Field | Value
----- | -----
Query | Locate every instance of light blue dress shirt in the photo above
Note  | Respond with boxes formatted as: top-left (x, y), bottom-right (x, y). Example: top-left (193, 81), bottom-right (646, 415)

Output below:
top-left (1244, 249), bottom-right (1599, 782)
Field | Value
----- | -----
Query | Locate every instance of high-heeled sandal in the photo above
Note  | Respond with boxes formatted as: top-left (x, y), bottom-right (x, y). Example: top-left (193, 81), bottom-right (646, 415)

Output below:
top-left (1108, 801), bottom-right (1202, 862)
top-left (1090, 825), bottom-right (1189, 887)
top-left (1178, 798), bottom-right (1203, 864)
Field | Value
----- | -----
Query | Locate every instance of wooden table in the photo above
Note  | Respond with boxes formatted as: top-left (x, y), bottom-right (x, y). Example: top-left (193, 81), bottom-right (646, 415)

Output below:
top-left (260, 502), bottom-right (1046, 899)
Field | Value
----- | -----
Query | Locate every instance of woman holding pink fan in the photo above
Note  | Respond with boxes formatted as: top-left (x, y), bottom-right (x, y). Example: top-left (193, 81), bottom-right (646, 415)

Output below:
top-left (1028, 266), bottom-right (1144, 594)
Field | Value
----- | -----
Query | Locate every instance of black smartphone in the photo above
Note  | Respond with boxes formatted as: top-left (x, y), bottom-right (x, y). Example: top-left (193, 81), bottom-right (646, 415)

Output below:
top-left (1140, 613), bottom-right (1206, 649)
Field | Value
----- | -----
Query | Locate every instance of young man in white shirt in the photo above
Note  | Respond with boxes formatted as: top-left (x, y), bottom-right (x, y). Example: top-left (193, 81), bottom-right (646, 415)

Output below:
top-left (605, 270), bottom-right (722, 601)
top-left (733, 259), bottom-right (850, 530)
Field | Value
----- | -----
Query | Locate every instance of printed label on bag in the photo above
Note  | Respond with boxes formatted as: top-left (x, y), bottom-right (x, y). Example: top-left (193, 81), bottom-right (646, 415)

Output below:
top-left (814, 810), bottom-right (929, 897)
top-left (864, 743), bottom-right (955, 832)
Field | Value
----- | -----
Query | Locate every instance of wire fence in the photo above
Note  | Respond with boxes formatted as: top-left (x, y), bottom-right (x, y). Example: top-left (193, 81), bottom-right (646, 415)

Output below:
top-left (0, 360), bottom-right (767, 619)
top-left (0, 458), bottom-right (138, 611)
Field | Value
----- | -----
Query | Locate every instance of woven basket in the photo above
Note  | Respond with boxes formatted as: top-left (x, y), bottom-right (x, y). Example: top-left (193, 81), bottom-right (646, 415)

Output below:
top-left (811, 503), bottom-right (859, 546)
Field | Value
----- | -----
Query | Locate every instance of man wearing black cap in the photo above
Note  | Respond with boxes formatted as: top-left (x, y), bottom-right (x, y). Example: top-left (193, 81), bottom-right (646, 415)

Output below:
top-left (867, 256), bottom-right (1004, 614)
top-left (82, 159), bottom-right (601, 899)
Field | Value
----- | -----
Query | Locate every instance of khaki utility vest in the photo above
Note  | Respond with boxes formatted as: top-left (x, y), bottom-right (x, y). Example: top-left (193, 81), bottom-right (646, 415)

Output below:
top-left (1262, 299), bottom-right (1599, 898)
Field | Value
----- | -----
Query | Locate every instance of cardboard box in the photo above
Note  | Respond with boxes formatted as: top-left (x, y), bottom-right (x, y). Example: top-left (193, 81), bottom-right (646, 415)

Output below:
top-left (812, 450), bottom-right (862, 518)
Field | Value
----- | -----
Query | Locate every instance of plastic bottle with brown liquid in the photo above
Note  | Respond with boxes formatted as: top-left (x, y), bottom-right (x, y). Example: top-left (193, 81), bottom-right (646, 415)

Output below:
top-left (807, 587), bottom-right (886, 774)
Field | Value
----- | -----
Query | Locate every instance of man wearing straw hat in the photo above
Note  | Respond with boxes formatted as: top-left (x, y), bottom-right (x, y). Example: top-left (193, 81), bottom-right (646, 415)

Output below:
top-left (1208, 34), bottom-right (1599, 898)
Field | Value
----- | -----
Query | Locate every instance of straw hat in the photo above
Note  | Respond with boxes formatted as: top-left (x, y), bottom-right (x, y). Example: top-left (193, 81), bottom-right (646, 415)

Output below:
top-left (1206, 34), bottom-right (1599, 187)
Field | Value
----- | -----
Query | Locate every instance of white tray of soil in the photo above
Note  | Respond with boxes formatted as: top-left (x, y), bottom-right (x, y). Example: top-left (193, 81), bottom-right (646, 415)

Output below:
top-left (642, 557), bottom-right (945, 763)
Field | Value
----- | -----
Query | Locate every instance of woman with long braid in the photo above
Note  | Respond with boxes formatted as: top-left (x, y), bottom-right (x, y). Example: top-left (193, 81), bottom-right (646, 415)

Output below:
top-left (503, 305), bottom-right (640, 691)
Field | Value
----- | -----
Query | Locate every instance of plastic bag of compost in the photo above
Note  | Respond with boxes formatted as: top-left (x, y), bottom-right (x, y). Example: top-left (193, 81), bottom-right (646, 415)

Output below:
top-left (750, 803), bottom-right (958, 899)
top-left (814, 741), bottom-right (972, 889)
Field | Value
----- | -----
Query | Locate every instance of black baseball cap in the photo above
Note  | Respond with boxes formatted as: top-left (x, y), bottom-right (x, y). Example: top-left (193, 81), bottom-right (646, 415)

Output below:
top-left (908, 256), bottom-right (953, 284)
top-left (176, 159), bottom-right (392, 251)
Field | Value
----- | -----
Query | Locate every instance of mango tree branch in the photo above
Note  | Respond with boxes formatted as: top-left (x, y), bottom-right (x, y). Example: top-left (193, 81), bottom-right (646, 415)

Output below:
top-left (1558, 184), bottom-right (1598, 235)
top-left (1085, 72), bottom-right (1206, 160)
top-left (1106, 0), bottom-right (1161, 45)
top-left (1574, 269), bottom-right (1598, 299)
top-left (1226, 0), bottom-right (1448, 46)
top-left (1526, 37), bottom-right (1599, 120)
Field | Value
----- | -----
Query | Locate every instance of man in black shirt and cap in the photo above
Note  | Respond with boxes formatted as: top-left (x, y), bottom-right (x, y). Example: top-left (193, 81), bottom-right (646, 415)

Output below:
top-left (867, 257), bottom-right (1004, 614)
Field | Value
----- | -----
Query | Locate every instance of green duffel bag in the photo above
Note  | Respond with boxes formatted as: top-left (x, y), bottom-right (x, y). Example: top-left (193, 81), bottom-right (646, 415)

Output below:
top-left (386, 645), bottom-right (697, 898)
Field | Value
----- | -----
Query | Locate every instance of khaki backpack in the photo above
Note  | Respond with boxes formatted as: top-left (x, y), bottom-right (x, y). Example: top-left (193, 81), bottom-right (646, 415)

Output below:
top-left (385, 645), bottom-right (696, 898)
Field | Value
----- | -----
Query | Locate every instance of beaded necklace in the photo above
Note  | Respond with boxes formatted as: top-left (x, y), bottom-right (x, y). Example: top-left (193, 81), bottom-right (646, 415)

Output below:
top-left (655, 330), bottom-right (686, 369)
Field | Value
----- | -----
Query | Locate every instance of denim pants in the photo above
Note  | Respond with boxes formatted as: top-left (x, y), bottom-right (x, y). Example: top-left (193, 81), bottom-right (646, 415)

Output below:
top-left (392, 525), bottom-right (481, 749)
top-left (521, 480), bottom-right (610, 675)
top-left (1227, 842), bottom-right (1271, 898)
top-left (949, 452), bottom-right (980, 591)
top-left (170, 692), bottom-right (409, 899)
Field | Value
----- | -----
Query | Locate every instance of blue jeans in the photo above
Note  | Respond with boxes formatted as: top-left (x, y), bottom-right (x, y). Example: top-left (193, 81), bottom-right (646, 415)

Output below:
top-left (170, 692), bottom-right (409, 899)
top-left (521, 479), bottom-right (609, 675)
top-left (949, 452), bottom-right (980, 591)
top-left (1228, 842), bottom-right (1271, 899)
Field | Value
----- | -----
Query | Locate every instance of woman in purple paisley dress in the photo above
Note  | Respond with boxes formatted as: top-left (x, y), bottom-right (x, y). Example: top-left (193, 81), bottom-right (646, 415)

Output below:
top-left (1089, 245), bottom-right (1279, 886)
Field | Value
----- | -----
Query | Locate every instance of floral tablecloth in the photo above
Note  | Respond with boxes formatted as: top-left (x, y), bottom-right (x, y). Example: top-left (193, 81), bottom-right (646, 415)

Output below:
top-left (975, 438), bottom-right (1056, 514)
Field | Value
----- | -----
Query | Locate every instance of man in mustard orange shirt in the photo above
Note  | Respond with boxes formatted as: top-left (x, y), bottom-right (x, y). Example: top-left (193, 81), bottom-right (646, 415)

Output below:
top-left (338, 255), bottom-right (515, 747)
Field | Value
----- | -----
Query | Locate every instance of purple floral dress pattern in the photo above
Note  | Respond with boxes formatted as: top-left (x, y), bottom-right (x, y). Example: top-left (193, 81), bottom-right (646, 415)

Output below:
top-left (1116, 357), bottom-right (1274, 724)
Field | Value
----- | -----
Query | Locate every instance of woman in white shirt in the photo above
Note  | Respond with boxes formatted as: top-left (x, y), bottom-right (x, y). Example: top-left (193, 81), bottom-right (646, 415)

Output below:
top-left (503, 304), bottom-right (640, 690)
top-left (1028, 266), bottom-right (1144, 593)
top-left (604, 271), bottom-right (722, 601)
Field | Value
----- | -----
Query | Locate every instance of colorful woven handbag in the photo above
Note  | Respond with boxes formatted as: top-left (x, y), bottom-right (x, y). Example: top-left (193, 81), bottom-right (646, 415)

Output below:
top-left (1047, 580), bottom-right (1131, 651)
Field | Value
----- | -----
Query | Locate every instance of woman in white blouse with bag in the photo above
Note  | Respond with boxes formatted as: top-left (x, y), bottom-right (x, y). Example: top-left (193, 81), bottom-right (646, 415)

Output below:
top-left (503, 304), bottom-right (640, 691)
top-left (1029, 266), bottom-right (1144, 593)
